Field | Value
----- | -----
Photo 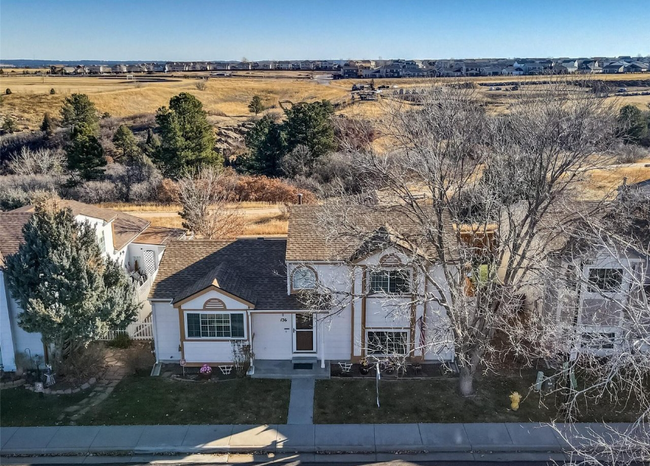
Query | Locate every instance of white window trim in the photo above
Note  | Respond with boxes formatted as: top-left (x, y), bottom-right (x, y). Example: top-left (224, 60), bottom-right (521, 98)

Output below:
top-left (184, 310), bottom-right (247, 340)
top-left (365, 329), bottom-right (410, 356)
top-left (367, 269), bottom-right (412, 295)
top-left (584, 267), bottom-right (625, 297)
top-left (292, 266), bottom-right (317, 291)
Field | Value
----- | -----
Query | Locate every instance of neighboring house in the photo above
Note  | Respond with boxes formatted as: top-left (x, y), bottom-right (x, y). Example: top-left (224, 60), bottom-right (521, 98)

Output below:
top-left (545, 236), bottom-right (648, 357)
top-left (111, 64), bottom-right (127, 73)
top-left (148, 207), bottom-right (455, 375)
top-left (0, 201), bottom-right (184, 372)
top-left (603, 61), bottom-right (627, 74)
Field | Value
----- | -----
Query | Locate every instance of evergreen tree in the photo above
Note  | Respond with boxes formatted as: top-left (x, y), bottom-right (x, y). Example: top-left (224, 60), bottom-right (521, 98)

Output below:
top-left (283, 100), bottom-right (336, 159)
top-left (141, 128), bottom-right (161, 157)
top-left (4, 200), bottom-right (140, 366)
top-left (2, 116), bottom-right (17, 134)
top-left (50, 88), bottom-right (56, 95)
top-left (248, 95), bottom-right (265, 115)
top-left (60, 93), bottom-right (100, 133)
top-left (154, 92), bottom-right (222, 178)
top-left (112, 124), bottom-right (140, 161)
top-left (618, 105), bottom-right (648, 144)
top-left (242, 115), bottom-right (286, 176)
top-left (40, 112), bottom-right (55, 138)
top-left (66, 123), bottom-right (106, 180)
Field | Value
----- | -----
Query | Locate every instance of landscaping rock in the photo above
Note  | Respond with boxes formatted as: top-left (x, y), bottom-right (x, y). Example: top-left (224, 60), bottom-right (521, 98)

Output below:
top-left (89, 377), bottom-right (97, 385)
top-left (64, 389), bottom-right (72, 394)
top-left (80, 383), bottom-right (90, 390)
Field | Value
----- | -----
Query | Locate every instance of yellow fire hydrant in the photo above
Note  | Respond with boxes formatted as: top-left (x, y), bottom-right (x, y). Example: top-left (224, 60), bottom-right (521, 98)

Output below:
top-left (509, 391), bottom-right (521, 411)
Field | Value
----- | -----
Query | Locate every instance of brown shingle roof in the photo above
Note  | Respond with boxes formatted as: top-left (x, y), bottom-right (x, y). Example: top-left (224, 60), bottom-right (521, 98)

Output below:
top-left (132, 226), bottom-right (186, 245)
top-left (150, 238), bottom-right (302, 310)
top-left (286, 205), bottom-right (446, 262)
top-left (111, 211), bottom-right (150, 251)
top-left (13, 200), bottom-right (118, 223)
top-left (12, 201), bottom-right (150, 252)
top-left (0, 212), bottom-right (32, 267)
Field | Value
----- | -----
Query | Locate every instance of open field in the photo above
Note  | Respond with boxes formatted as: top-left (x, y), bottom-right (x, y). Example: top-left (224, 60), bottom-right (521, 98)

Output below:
top-left (2, 72), bottom-right (649, 131)
top-left (0, 74), bottom-right (350, 130)
top-left (97, 202), bottom-right (289, 236)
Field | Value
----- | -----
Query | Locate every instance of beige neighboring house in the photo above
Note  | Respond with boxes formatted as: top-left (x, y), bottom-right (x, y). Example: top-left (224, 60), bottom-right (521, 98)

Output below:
top-left (0, 200), bottom-right (184, 372)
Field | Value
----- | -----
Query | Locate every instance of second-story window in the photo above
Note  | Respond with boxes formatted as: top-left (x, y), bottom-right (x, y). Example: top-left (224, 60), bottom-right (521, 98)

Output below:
top-left (587, 268), bottom-right (623, 293)
top-left (369, 270), bottom-right (410, 294)
top-left (292, 267), bottom-right (316, 290)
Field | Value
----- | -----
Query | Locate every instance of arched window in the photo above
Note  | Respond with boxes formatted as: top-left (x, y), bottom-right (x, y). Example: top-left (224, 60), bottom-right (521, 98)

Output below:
top-left (203, 298), bottom-right (226, 310)
top-left (292, 266), bottom-right (317, 290)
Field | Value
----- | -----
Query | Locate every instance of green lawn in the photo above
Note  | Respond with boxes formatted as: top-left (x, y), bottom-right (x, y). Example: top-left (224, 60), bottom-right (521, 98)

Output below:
top-left (314, 374), bottom-right (641, 424)
top-left (1, 376), bottom-right (290, 426)
top-left (0, 389), bottom-right (88, 427)
top-left (78, 376), bottom-right (290, 425)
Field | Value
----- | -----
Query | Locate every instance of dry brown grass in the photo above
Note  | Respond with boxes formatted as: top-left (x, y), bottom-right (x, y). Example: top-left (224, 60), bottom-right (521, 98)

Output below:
top-left (0, 75), bottom-right (349, 129)
top-left (577, 162), bottom-right (650, 200)
top-left (119, 202), bottom-right (289, 236)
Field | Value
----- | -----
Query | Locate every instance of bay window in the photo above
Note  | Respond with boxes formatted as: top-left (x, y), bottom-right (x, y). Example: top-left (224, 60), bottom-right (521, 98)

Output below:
top-left (186, 312), bottom-right (245, 339)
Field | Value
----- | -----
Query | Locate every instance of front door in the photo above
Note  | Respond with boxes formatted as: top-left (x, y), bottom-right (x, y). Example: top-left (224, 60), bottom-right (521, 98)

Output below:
top-left (293, 313), bottom-right (315, 352)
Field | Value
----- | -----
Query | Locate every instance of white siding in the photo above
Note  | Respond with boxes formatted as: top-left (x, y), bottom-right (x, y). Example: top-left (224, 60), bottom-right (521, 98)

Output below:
top-left (8, 293), bottom-right (44, 362)
top-left (183, 341), bottom-right (234, 363)
top-left (0, 272), bottom-right (17, 371)
top-left (251, 313), bottom-right (293, 360)
top-left (321, 309), bottom-right (352, 360)
top-left (152, 301), bottom-right (181, 362)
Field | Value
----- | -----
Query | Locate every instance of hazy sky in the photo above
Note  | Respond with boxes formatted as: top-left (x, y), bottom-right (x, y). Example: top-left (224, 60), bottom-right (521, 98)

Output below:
top-left (1, 0), bottom-right (649, 61)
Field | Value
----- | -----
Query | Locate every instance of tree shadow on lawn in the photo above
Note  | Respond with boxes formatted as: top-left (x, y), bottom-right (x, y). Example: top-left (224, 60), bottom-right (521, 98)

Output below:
top-left (313, 371), bottom-right (642, 424)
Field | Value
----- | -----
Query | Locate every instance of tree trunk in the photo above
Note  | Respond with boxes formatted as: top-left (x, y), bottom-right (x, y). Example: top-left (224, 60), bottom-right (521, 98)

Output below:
top-left (459, 366), bottom-right (475, 396)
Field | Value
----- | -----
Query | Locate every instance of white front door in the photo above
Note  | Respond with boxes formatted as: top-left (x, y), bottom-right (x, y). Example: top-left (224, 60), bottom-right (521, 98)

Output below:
top-left (293, 313), bottom-right (316, 353)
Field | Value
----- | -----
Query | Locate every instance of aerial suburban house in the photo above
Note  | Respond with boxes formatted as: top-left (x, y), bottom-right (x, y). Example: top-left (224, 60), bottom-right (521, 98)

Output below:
top-left (0, 201), bottom-right (184, 372)
top-left (148, 206), bottom-right (456, 376)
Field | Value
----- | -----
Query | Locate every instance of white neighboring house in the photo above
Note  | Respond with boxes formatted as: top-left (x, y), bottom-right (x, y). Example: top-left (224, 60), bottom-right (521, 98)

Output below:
top-left (148, 206), bottom-right (455, 375)
top-left (546, 235), bottom-right (649, 357)
top-left (0, 201), bottom-right (184, 372)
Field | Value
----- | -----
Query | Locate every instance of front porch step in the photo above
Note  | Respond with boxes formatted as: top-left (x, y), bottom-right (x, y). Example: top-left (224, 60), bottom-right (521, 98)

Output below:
top-left (251, 359), bottom-right (330, 379)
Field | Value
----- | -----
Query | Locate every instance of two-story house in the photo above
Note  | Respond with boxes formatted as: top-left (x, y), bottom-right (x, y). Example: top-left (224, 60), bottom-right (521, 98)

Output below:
top-left (148, 206), bottom-right (455, 376)
top-left (0, 200), bottom-right (184, 372)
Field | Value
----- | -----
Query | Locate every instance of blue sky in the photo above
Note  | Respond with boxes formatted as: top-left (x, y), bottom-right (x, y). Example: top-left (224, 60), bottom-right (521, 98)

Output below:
top-left (1, 0), bottom-right (649, 61)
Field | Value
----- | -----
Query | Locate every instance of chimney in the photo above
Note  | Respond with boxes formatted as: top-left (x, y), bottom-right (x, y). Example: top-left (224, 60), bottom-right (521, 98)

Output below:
top-left (297, 193), bottom-right (303, 205)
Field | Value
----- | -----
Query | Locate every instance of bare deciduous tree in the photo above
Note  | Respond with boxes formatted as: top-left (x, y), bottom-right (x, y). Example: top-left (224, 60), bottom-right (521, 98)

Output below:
top-left (177, 166), bottom-right (244, 239)
top-left (304, 83), bottom-right (617, 396)
top-left (8, 146), bottom-right (66, 176)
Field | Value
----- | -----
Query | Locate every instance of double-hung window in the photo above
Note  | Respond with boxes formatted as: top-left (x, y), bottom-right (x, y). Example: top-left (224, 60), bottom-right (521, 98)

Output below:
top-left (369, 270), bottom-right (410, 294)
top-left (367, 331), bottom-right (408, 355)
top-left (186, 312), bottom-right (245, 339)
top-left (587, 268), bottom-right (623, 293)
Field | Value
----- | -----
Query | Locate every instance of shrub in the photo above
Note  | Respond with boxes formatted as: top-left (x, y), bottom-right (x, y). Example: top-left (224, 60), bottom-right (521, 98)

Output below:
top-left (195, 80), bottom-right (207, 91)
top-left (57, 343), bottom-right (106, 381)
top-left (0, 175), bottom-right (60, 210)
top-left (8, 147), bottom-right (66, 175)
top-left (5, 88), bottom-right (12, 95)
top-left (49, 88), bottom-right (56, 95)
top-left (156, 178), bottom-right (180, 203)
top-left (120, 343), bottom-right (155, 375)
top-left (616, 144), bottom-right (649, 164)
top-left (70, 180), bottom-right (120, 203)
top-left (234, 175), bottom-right (317, 204)
top-left (108, 333), bottom-right (132, 349)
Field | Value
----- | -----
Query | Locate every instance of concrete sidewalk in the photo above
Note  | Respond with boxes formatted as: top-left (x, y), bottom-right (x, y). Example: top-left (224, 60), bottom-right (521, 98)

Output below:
top-left (1, 422), bottom-right (645, 457)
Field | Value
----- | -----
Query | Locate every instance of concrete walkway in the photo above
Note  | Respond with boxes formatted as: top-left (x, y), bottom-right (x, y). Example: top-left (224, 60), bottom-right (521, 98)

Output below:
top-left (1, 423), bottom-right (645, 457)
top-left (287, 378), bottom-right (315, 425)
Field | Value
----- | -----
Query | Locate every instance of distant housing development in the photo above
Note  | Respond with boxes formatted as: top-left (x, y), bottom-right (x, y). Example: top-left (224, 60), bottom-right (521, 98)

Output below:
top-left (42, 56), bottom-right (650, 78)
